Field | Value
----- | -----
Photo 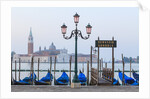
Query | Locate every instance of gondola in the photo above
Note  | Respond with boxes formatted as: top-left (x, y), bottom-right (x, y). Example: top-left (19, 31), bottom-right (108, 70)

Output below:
top-left (14, 73), bottom-right (36, 85)
top-left (132, 69), bottom-right (139, 83)
top-left (78, 71), bottom-right (87, 85)
top-left (113, 78), bottom-right (120, 85)
top-left (35, 70), bottom-right (53, 85)
top-left (55, 71), bottom-right (69, 85)
top-left (118, 70), bottom-right (138, 85)
top-left (14, 79), bottom-right (30, 85)
top-left (22, 73), bottom-right (36, 82)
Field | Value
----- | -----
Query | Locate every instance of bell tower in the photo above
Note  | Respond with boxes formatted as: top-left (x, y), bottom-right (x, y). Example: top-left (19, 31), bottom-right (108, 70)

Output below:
top-left (28, 27), bottom-right (33, 55)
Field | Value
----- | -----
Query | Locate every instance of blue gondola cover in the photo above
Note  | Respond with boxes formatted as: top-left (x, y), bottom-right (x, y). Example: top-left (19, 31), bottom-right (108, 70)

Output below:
top-left (119, 71), bottom-right (138, 85)
top-left (14, 73), bottom-right (36, 85)
top-left (133, 72), bottom-right (139, 82)
top-left (56, 72), bottom-right (69, 85)
top-left (23, 73), bottom-right (36, 82)
top-left (78, 72), bottom-right (87, 85)
top-left (35, 71), bottom-right (53, 85)
top-left (40, 72), bottom-right (53, 81)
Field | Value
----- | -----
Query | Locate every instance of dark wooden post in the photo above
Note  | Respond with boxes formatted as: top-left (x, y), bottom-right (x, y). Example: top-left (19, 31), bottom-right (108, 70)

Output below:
top-left (100, 59), bottom-right (101, 77)
top-left (90, 46), bottom-right (92, 84)
top-left (54, 56), bottom-right (56, 85)
top-left (122, 54), bottom-right (125, 85)
top-left (112, 37), bottom-right (114, 84)
top-left (82, 63), bottom-right (84, 73)
top-left (105, 63), bottom-right (107, 78)
top-left (101, 58), bottom-right (103, 69)
top-left (38, 58), bottom-right (40, 81)
top-left (105, 63), bottom-right (107, 68)
top-left (31, 56), bottom-right (34, 85)
top-left (97, 37), bottom-right (100, 85)
top-left (130, 59), bottom-right (132, 77)
top-left (106, 67), bottom-right (108, 78)
top-left (15, 60), bottom-right (17, 81)
top-left (90, 46), bottom-right (92, 68)
top-left (50, 57), bottom-right (52, 85)
top-left (101, 58), bottom-right (104, 73)
top-left (69, 56), bottom-right (72, 85)
top-left (97, 67), bottom-right (99, 85)
top-left (19, 58), bottom-right (21, 81)
top-left (87, 61), bottom-right (89, 85)
top-left (11, 57), bottom-right (13, 84)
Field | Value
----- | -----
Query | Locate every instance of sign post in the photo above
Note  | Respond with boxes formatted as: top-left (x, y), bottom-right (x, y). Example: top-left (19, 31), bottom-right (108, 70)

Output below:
top-left (97, 37), bottom-right (100, 85)
top-left (112, 37), bottom-right (114, 84)
top-left (95, 40), bottom-right (117, 48)
top-left (95, 37), bottom-right (117, 85)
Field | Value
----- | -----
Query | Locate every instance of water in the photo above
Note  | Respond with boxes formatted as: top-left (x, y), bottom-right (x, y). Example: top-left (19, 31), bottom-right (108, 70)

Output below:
top-left (12, 63), bottom-right (139, 85)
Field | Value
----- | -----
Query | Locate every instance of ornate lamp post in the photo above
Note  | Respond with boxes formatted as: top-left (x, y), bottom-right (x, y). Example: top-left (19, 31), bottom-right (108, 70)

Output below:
top-left (92, 46), bottom-right (97, 54)
top-left (61, 13), bottom-right (92, 87)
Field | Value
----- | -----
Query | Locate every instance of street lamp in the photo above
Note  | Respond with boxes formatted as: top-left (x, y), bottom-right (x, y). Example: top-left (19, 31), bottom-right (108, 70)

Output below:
top-left (61, 24), bottom-right (67, 34)
top-left (61, 13), bottom-right (92, 87)
top-left (74, 13), bottom-right (80, 23)
top-left (92, 46), bottom-right (97, 55)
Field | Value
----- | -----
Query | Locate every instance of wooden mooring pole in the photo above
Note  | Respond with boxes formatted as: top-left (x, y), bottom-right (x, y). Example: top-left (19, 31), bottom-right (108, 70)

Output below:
top-left (105, 63), bottom-right (107, 68)
top-left (31, 56), bottom-right (34, 85)
top-left (105, 63), bottom-right (107, 78)
top-left (11, 57), bottom-right (13, 84)
top-left (50, 57), bottom-right (52, 85)
top-left (112, 37), bottom-right (114, 85)
top-left (15, 60), bottom-right (17, 81)
top-left (82, 63), bottom-right (84, 73)
top-left (130, 59), bottom-right (132, 77)
top-left (100, 59), bottom-right (101, 77)
top-left (87, 61), bottom-right (89, 85)
top-left (106, 63), bottom-right (108, 78)
top-left (97, 37), bottom-right (100, 85)
top-left (90, 46), bottom-right (92, 84)
top-left (101, 58), bottom-right (103, 69)
top-left (54, 56), bottom-right (56, 85)
top-left (122, 54), bottom-right (125, 85)
top-left (38, 58), bottom-right (40, 81)
top-left (19, 58), bottom-right (21, 81)
top-left (69, 56), bottom-right (72, 85)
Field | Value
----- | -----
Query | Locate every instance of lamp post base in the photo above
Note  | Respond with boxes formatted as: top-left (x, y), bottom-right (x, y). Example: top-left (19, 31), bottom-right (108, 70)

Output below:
top-left (71, 82), bottom-right (81, 88)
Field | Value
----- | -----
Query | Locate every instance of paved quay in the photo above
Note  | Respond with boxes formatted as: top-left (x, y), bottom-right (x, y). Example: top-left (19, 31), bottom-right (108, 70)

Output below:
top-left (11, 85), bottom-right (139, 92)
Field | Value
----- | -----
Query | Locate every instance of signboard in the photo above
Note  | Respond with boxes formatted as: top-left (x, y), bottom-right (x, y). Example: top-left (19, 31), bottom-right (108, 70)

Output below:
top-left (95, 40), bottom-right (117, 47)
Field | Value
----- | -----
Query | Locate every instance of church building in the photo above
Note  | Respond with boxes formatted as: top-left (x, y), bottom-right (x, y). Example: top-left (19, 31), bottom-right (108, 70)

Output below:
top-left (13, 28), bottom-right (69, 62)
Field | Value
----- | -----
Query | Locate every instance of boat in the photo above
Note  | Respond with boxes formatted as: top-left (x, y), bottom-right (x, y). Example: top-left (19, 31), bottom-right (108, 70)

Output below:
top-left (14, 80), bottom-right (30, 85)
top-left (118, 70), bottom-right (138, 85)
top-left (22, 73), bottom-right (36, 82)
top-left (78, 71), bottom-right (87, 85)
top-left (55, 71), bottom-right (69, 85)
top-left (113, 78), bottom-right (120, 85)
top-left (35, 70), bottom-right (53, 85)
top-left (14, 73), bottom-right (36, 85)
top-left (132, 70), bottom-right (139, 83)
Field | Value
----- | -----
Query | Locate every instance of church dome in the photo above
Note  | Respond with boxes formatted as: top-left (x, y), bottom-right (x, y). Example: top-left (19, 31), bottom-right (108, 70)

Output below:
top-left (49, 42), bottom-right (56, 50)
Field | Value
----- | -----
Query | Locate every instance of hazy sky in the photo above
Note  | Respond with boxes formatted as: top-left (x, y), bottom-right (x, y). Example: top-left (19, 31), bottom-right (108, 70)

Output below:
top-left (11, 7), bottom-right (139, 61)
